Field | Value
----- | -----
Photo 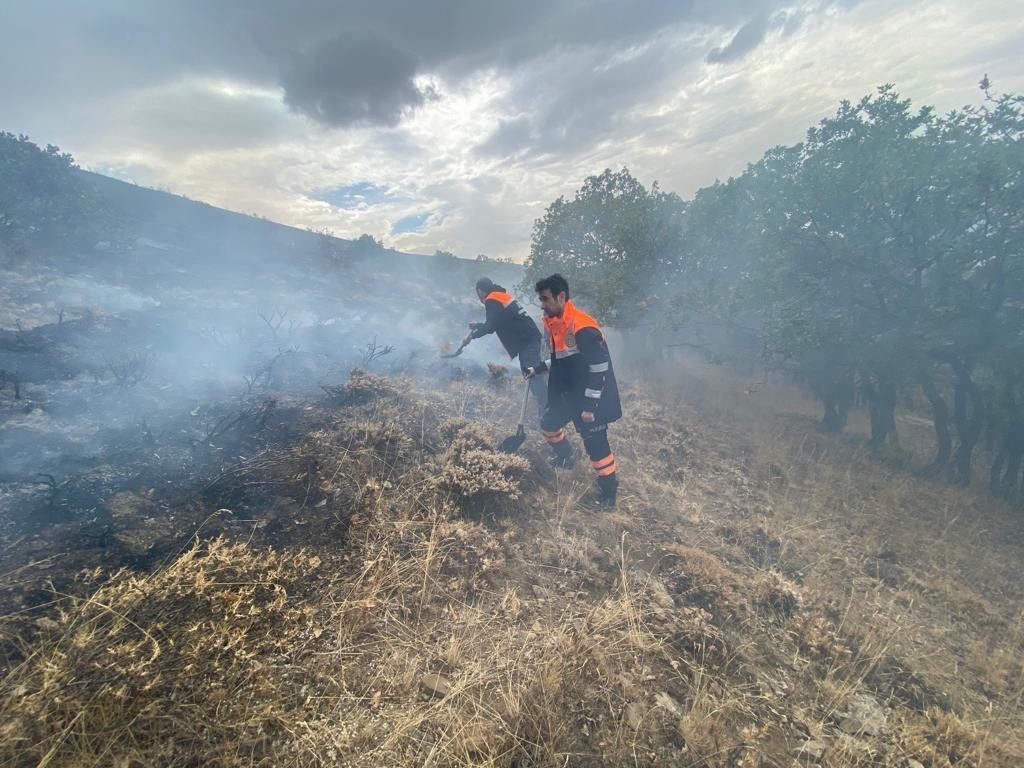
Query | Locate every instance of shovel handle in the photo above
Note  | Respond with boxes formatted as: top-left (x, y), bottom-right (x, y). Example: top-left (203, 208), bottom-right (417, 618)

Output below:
top-left (517, 379), bottom-right (531, 427)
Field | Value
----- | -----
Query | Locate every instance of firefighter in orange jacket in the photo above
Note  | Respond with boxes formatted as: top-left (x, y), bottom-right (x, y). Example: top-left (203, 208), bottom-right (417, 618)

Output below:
top-left (461, 277), bottom-right (548, 424)
top-left (524, 274), bottom-right (621, 507)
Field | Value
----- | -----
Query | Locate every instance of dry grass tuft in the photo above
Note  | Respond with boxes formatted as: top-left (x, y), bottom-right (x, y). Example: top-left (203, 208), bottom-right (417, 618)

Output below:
top-left (0, 538), bottom-right (326, 767)
top-left (894, 707), bottom-right (1011, 768)
top-left (486, 363), bottom-right (509, 387)
top-left (338, 367), bottom-right (401, 404)
top-left (436, 420), bottom-right (530, 506)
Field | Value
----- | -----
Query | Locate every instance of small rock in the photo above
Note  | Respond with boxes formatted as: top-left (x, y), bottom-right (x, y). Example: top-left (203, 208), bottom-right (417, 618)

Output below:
top-left (796, 738), bottom-right (828, 759)
top-left (654, 692), bottom-right (682, 717)
top-left (650, 582), bottom-right (676, 610)
top-left (409, 727), bottom-right (436, 745)
top-left (419, 673), bottom-right (451, 698)
top-left (907, 761), bottom-right (925, 768)
top-left (34, 616), bottom-right (60, 632)
top-left (624, 701), bottom-right (646, 730)
top-left (839, 693), bottom-right (887, 736)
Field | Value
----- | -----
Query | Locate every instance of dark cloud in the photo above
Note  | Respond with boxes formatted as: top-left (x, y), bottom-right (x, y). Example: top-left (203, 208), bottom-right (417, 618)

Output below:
top-left (280, 30), bottom-right (432, 126)
top-left (1, 0), bottom-right (788, 134)
top-left (706, 14), bottom-right (774, 64)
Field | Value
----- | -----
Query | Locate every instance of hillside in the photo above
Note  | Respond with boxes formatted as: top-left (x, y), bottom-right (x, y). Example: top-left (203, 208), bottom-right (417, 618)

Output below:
top-left (0, 175), bottom-right (1022, 767)
top-left (2, 169), bottom-right (520, 331)
top-left (1, 362), bottom-right (1021, 766)
top-left (0, 168), bottom-right (519, 536)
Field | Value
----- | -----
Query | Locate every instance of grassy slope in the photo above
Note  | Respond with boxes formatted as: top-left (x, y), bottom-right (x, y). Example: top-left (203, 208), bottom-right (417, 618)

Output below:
top-left (2, 170), bottom-right (521, 330)
top-left (1, 173), bottom-right (1020, 765)
top-left (2, 360), bottom-right (1021, 767)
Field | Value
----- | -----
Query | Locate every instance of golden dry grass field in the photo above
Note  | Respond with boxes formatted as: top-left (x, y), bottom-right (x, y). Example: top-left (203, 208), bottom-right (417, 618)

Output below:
top-left (1, 360), bottom-right (1021, 767)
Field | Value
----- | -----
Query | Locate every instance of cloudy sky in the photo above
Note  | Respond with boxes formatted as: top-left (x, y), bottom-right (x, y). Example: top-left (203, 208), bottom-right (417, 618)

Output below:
top-left (2, 0), bottom-right (1022, 261)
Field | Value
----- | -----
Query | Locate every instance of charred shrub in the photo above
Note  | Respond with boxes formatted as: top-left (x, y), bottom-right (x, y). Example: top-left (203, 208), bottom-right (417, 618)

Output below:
top-left (437, 419), bottom-right (530, 510)
top-left (323, 368), bottom-right (400, 405)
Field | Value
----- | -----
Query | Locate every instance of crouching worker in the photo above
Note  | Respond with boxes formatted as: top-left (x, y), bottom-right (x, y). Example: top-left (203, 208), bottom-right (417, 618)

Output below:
top-left (462, 277), bottom-right (548, 425)
top-left (525, 274), bottom-right (621, 507)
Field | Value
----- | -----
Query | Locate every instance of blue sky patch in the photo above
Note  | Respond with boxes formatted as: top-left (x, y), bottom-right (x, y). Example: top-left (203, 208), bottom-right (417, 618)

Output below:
top-left (315, 181), bottom-right (397, 208)
top-left (391, 211), bottom-right (432, 234)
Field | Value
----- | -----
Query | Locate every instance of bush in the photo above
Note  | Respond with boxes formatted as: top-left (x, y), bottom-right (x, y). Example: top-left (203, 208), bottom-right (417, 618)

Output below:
top-left (0, 132), bottom-right (118, 254)
top-left (324, 368), bottom-right (400, 405)
top-left (437, 419), bottom-right (530, 504)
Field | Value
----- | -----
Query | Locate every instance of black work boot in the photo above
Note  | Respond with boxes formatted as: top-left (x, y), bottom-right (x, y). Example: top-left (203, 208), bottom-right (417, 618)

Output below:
top-left (548, 440), bottom-right (575, 468)
top-left (595, 473), bottom-right (618, 508)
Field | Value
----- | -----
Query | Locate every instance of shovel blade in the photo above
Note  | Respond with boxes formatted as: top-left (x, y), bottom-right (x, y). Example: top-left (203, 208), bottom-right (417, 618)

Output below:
top-left (498, 426), bottom-right (526, 453)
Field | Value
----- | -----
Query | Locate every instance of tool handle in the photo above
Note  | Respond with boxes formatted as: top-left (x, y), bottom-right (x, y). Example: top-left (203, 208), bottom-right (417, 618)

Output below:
top-left (517, 379), bottom-right (531, 427)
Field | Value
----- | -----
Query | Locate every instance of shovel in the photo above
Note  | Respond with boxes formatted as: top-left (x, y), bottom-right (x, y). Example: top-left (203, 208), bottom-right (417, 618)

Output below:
top-left (498, 380), bottom-right (531, 453)
top-left (439, 338), bottom-right (469, 358)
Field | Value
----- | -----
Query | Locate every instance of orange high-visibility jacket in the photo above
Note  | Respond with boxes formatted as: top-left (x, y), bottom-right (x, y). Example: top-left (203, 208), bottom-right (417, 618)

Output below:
top-left (470, 290), bottom-right (542, 358)
top-left (540, 300), bottom-right (621, 424)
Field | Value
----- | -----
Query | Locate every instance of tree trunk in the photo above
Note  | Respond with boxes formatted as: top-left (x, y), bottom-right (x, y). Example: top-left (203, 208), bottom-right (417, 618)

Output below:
top-left (820, 396), bottom-right (841, 432)
top-left (819, 376), bottom-right (853, 433)
top-left (990, 419), bottom-right (1024, 499)
top-left (865, 375), bottom-right (897, 448)
top-left (920, 375), bottom-right (951, 473)
top-left (951, 368), bottom-right (984, 487)
top-left (1003, 447), bottom-right (1022, 498)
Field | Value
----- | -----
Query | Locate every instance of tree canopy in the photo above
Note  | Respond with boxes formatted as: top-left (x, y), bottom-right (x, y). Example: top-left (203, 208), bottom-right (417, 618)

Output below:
top-left (524, 84), bottom-right (1024, 499)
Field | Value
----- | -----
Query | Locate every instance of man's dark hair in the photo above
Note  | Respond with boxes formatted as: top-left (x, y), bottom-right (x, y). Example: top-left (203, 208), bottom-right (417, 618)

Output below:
top-left (475, 277), bottom-right (505, 294)
top-left (535, 273), bottom-right (569, 299)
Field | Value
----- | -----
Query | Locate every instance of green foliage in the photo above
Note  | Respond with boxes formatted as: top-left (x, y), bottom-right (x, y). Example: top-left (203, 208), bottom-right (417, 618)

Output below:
top-left (0, 132), bottom-right (116, 258)
top-left (354, 233), bottom-right (385, 255)
top-left (530, 84), bottom-right (1024, 495)
top-left (315, 227), bottom-right (349, 266)
top-left (522, 168), bottom-right (685, 328)
top-left (759, 86), bottom-right (1023, 459)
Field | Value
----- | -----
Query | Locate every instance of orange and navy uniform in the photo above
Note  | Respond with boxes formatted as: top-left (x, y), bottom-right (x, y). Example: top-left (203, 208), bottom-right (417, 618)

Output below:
top-left (535, 300), bottom-right (621, 482)
top-left (469, 290), bottom-right (541, 359)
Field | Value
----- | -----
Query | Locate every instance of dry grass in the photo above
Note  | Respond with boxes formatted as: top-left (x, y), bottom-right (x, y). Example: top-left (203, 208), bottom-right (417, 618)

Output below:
top-left (436, 419), bottom-right (531, 507)
top-left (0, 538), bottom-right (327, 766)
top-left (1, 363), bottom-right (1022, 766)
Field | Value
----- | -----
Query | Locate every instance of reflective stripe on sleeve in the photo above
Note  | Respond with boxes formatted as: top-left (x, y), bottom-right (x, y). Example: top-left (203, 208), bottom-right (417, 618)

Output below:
top-left (584, 388), bottom-right (602, 399)
top-left (588, 362), bottom-right (609, 372)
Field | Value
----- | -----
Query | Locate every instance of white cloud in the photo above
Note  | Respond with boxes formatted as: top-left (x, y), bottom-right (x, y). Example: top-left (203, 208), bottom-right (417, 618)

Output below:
top-left (2, 0), bottom-right (1021, 262)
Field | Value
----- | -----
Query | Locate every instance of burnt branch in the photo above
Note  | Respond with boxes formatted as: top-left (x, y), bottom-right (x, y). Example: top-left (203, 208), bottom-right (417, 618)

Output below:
top-left (107, 353), bottom-right (151, 388)
top-left (191, 399), bottom-right (277, 451)
top-left (257, 307), bottom-right (289, 339)
top-left (360, 336), bottom-right (395, 366)
top-left (34, 473), bottom-right (71, 515)
top-left (198, 326), bottom-right (230, 348)
top-left (244, 346), bottom-right (299, 393)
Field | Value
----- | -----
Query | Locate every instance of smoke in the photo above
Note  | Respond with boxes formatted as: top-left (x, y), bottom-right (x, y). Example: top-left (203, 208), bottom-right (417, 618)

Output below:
top-left (0, 180), bottom-right (523, 532)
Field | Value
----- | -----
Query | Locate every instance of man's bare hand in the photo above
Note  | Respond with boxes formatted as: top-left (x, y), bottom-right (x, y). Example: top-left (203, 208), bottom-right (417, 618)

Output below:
top-left (523, 367), bottom-right (535, 379)
top-left (581, 410), bottom-right (595, 423)
top-left (468, 321), bottom-right (483, 330)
